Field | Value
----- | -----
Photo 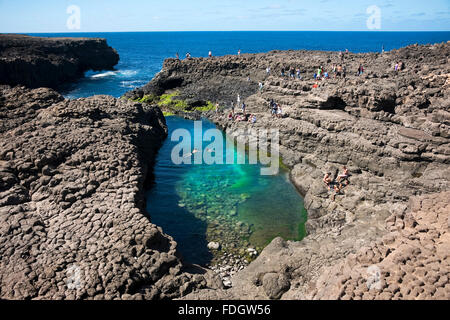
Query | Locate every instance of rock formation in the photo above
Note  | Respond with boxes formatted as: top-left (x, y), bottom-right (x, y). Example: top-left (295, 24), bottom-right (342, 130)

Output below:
top-left (0, 85), bottom-right (220, 300)
top-left (126, 42), bottom-right (450, 300)
top-left (0, 34), bottom-right (119, 89)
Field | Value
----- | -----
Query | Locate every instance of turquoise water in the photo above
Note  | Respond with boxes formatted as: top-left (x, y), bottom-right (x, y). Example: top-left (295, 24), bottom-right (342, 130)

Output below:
top-left (146, 117), bottom-right (306, 265)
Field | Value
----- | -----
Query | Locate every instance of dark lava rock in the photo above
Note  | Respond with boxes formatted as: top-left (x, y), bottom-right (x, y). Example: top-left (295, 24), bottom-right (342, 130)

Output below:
top-left (0, 86), bottom-right (220, 300)
top-left (0, 34), bottom-right (120, 89)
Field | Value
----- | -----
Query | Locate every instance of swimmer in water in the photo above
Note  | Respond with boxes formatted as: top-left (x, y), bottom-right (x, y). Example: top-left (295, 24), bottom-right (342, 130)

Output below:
top-left (184, 148), bottom-right (200, 158)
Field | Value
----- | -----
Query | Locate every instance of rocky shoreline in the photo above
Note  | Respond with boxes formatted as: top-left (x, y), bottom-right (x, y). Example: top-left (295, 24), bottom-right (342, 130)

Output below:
top-left (1, 34), bottom-right (448, 299)
top-left (126, 42), bottom-right (450, 299)
top-left (0, 85), bottom-right (224, 299)
top-left (0, 34), bottom-right (119, 89)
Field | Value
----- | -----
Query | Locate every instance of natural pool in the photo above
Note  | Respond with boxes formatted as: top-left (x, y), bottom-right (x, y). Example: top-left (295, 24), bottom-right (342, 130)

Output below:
top-left (146, 116), bottom-right (307, 266)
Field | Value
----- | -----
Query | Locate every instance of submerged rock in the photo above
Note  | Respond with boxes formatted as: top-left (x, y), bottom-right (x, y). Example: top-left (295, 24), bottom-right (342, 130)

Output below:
top-left (207, 242), bottom-right (221, 250)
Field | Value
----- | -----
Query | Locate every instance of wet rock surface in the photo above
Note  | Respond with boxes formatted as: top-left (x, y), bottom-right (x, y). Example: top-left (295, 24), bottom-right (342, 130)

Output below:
top-left (0, 86), bottom-right (219, 300)
top-left (0, 34), bottom-right (119, 89)
top-left (130, 42), bottom-right (450, 299)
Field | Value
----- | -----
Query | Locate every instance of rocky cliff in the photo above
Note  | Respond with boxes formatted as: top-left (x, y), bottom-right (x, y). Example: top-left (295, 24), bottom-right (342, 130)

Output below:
top-left (0, 34), bottom-right (119, 89)
top-left (126, 42), bottom-right (450, 300)
top-left (0, 85), bottom-right (220, 300)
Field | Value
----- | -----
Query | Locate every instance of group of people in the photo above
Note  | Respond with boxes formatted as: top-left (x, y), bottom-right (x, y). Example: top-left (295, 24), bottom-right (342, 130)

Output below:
top-left (178, 50), bottom-right (242, 60)
top-left (323, 166), bottom-right (350, 201)
top-left (269, 99), bottom-right (283, 118)
top-left (227, 110), bottom-right (257, 124)
top-left (281, 67), bottom-right (302, 79)
top-left (226, 95), bottom-right (257, 124)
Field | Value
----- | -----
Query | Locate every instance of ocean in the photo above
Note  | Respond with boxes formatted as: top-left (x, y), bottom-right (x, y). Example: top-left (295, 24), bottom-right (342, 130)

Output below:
top-left (29, 31), bottom-right (450, 99)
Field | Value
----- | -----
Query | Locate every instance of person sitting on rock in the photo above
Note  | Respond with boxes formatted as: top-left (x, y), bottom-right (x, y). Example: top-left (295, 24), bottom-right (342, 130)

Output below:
top-left (337, 166), bottom-right (350, 185)
top-left (331, 183), bottom-right (341, 201)
top-left (323, 172), bottom-right (332, 190)
top-left (248, 114), bottom-right (257, 124)
top-left (228, 111), bottom-right (233, 121)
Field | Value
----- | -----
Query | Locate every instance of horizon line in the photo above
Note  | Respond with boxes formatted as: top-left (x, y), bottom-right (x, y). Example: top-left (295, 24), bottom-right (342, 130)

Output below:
top-left (2, 30), bottom-right (450, 34)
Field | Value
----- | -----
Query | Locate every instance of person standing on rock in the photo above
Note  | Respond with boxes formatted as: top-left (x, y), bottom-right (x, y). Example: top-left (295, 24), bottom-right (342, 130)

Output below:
top-left (266, 67), bottom-right (271, 76)
top-left (241, 102), bottom-right (246, 115)
top-left (237, 94), bottom-right (241, 107)
top-left (277, 104), bottom-right (283, 118)
top-left (358, 64), bottom-right (364, 76)
top-left (336, 65), bottom-right (343, 78)
top-left (209, 51), bottom-right (212, 58)
top-left (176, 52), bottom-right (179, 60)
top-left (271, 103), bottom-right (278, 117)
top-left (238, 49), bottom-right (241, 56)
top-left (317, 67), bottom-right (322, 79)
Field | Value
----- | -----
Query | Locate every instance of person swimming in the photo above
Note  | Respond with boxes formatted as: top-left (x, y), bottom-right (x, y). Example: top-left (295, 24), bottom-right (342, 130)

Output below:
top-left (183, 148), bottom-right (200, 158)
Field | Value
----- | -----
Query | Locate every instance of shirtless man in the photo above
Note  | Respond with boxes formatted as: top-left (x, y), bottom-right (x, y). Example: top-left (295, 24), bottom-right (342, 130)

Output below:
top-left (323, 172), bottom-right (332, 190)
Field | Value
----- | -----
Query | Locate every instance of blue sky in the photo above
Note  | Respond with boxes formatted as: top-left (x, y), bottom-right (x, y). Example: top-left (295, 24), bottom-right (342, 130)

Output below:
top-left (0, 0), bottom-right (449, 32)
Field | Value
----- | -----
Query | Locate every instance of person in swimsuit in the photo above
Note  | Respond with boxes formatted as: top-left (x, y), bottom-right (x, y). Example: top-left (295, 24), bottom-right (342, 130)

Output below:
top-left (323, 172), bottom-right (332, 190)
top-left (337, 166), bottom-right (350, 185)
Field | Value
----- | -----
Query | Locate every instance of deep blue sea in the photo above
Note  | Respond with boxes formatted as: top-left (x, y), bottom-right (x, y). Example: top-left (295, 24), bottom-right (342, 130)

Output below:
top-left (27, 31), bottom-right (449, 265)
top-left (30, 31), bottom-right (450, 99)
